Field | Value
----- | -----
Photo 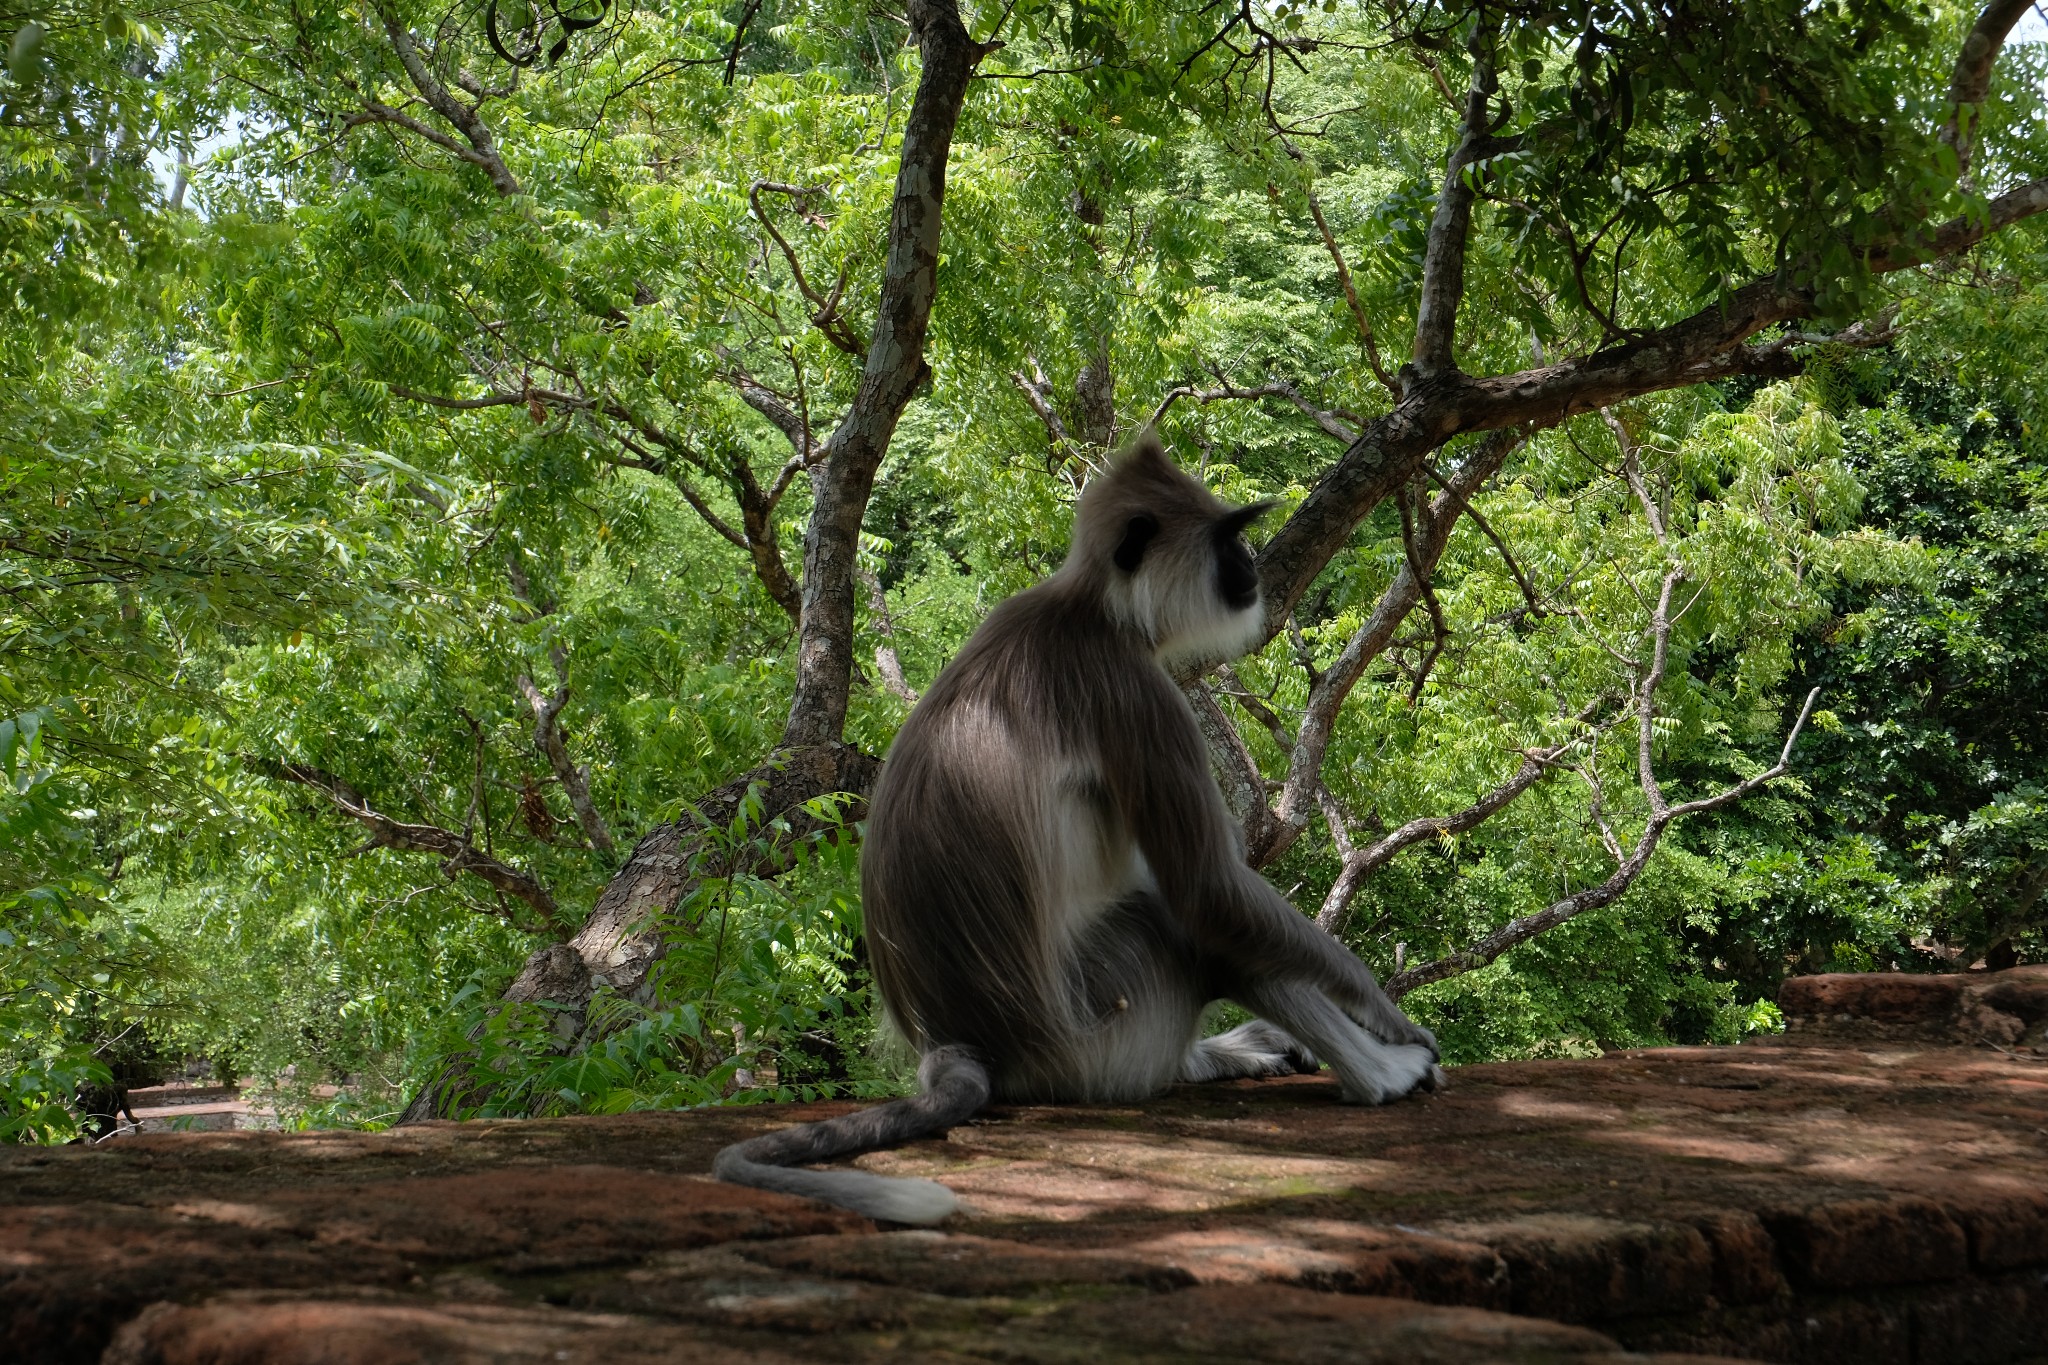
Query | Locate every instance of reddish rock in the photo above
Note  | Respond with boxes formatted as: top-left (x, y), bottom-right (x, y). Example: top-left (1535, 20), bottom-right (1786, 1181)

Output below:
top-left (1778, 964), bottom-right (2048, 1047)
top-left (571, 1244), bottom-right (928, 1335)
top-left (8, 1031), bottom-right (2048, 1365)
top-left (279, 1165), bottom-right (867, 1271)
top-left (100, 1295), bottom-right (807, 1365)
top-left (1971, 965), bottom-right (2048, 1023)
top-left (974, 1283), bottom-right (1730, 1364)
top-left (2, 1168), bottom-right (861, 1364)
top-left (1944, 1186), bottom-right (2048, 1271)
top-left (1778, 972), bottom-right (1967, 1025)
top-left (1682, 1210), bottom-right (1786, 1306)
top-left (1760, 1197), bottom-right (1970, 1290)
top-left (1089, 1221), bottom-right (1511, 1306)
top-left (738, 1229), bottom-right (1192, 1295)
top-left (95, 1285), bottom-right (1740, 1365)
top-left (1429, 1213), bottom-right (1716, 1322)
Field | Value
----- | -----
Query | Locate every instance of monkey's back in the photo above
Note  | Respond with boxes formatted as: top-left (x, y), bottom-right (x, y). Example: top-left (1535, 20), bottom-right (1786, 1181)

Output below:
top-left (862, 580), bottom-right (1157, 1082)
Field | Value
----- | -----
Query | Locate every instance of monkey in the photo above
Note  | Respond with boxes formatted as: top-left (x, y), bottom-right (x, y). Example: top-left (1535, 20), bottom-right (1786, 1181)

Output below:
top-left (715, 433), bottom-right (1441, 1225)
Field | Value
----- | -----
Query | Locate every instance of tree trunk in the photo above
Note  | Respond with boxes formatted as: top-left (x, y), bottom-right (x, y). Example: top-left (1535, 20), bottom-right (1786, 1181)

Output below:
top-left (398, 0), bottom-right (990, 1123)
top-left (399, 742), bottom-right (877, 1122)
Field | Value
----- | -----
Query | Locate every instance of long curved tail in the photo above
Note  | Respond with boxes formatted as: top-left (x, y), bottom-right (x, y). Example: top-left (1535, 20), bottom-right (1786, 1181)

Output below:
top-left (711, 1045), bottom-right (989, 1225)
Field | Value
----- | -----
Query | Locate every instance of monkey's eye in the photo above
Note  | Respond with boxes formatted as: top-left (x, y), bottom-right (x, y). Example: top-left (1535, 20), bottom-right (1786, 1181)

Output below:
top-left (1114, 515), bottom-right (1160, 572)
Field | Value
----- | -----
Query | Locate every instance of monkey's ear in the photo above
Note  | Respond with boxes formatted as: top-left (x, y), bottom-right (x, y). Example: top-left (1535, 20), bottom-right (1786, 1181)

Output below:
top-left (1220, 500), bottom-right (1278, 537)
top-left (1114, 514), bottom-right (1160, 572)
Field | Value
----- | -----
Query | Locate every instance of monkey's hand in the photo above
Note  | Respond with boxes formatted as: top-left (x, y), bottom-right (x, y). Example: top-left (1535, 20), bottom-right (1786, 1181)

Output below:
top-left (1339, 998), bottom-right (1439, 1061)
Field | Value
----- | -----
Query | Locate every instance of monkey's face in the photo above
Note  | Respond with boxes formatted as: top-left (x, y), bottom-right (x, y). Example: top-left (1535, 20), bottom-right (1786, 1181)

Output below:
top-left (1074, 437), bottom-right (1275, 667)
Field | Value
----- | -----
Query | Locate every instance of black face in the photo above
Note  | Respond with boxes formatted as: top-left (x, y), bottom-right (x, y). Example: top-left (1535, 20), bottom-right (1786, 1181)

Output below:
top-left (1213, 503), bottom-right (1272, 610)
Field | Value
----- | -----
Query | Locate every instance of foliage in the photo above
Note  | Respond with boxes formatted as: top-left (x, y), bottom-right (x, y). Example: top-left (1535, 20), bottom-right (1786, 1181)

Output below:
top-left (5, 0), bottom-right (2047, 1134)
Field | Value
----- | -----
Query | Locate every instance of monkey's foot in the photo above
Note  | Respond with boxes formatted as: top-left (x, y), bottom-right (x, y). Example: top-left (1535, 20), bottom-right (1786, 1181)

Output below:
top-left (1178, 1020), bottom-right (1321, 1083)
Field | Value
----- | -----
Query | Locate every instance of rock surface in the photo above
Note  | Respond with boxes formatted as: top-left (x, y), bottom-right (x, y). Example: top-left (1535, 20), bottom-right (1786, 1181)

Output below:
top-left (1780, 964), bottom-right (2048, 1048)
top-left (9, 973), bottom-right (2048, 1364)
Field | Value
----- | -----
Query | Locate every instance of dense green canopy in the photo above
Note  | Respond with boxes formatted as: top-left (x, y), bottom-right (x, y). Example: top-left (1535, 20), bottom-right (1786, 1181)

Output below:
top-left (5, 0), bottom-right (2045, 1139)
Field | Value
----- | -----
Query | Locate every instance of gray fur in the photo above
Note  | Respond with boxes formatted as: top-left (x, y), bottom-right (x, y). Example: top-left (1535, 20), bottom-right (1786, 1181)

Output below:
top-left (713, 434), bottom-right (1440, 1224)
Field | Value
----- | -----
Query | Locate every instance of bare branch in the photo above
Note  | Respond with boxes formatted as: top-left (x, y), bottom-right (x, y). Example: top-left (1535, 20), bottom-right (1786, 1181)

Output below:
top-left (1408, 37), bottom-right (1499, 378)
top-left (1941, 0), bottom-right (2035, 178)
top-left (1214, 662), bottom-right (1294, 751)
top-left (1881, 173), bottom-right (2048, 271)
top-left (1387, 688), bottom-right (1820, 997)
top-left (1602, 408), bottom-right (1667, 542)
top-left (1637, 568), bottom-right (1683, 812)
top-left (725, 0), bottom-right (763, 85)
top-left (784, 0), bottom-right (997, 748)
top-left (254, 758), bottom-right (557, 918)
top-left (388, 383), bottom-right (534, 411)
top-left (1304, 191), bottom-right (1398, 398)
top-left (861, 565), bottom-right (920, 704)
top-left (1264, 429), bottom-right (1524, 862)
top-left (749, 181), bottom-right (869, 356)
top-left (1010, 360), bottom-right (1083, 472)
top-left (1185, 680), bottom-right (1281, 858)
top-left (1149, 378), bottom-right (1358, 443)
top-left (1317, 745), bottom-right (1564, 936)
top-left (517, 647), bottom-right (617, 855)
top-left (365, 0), bottom-right (521, 197)
top-left (726, 369), bottom-right (814, 454)
top-left (1422, 464), bottom-right (1547, 619)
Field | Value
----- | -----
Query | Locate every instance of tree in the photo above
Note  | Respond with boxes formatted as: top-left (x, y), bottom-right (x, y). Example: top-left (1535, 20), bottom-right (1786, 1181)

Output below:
top-left (11, 0), bottom-right (2047, 1128)
top-left (320, 0), bottom-right (2048, 1112)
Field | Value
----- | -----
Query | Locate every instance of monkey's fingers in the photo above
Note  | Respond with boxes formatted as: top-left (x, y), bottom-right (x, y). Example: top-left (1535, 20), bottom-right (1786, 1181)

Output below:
top-left (1342, 1001), bottom-right (1439, 1061)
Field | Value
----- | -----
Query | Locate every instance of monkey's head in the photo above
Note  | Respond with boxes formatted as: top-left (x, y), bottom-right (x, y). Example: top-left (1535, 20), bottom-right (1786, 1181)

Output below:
top-left (1069, 433), bottom-right (1274, 666)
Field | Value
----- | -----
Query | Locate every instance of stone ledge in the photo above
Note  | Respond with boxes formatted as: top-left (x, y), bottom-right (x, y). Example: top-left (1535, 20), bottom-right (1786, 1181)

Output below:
top-left (1778, 964), bottom-right (2048, 1048)
top-left (8, 1035), bottom-right (2048, 1364)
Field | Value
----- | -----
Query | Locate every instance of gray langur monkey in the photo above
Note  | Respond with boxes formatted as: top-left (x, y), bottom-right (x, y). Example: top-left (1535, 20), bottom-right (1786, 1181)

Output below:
top-left (714, 434), bottom-right (1441, 1224)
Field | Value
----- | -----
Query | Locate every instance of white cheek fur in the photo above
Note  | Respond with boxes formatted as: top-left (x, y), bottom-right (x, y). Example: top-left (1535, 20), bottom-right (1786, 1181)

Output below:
top-left (1154, 598), bottom-right (1265, 670)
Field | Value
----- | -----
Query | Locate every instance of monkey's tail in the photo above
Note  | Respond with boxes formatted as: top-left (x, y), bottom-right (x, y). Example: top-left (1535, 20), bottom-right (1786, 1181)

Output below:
top-left (711, 1044), bottom-right (989, 1226)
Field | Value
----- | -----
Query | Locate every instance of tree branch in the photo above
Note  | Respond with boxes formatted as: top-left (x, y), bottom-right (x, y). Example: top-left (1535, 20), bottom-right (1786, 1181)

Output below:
top-left (365, 0), bottom-right (521, 197)
top-left (517, 647), bottom-right (617, 856)
top-left (1263, 429), bottom-right (1524, 863)
top-left (1941, 0), bottom-right (2035, 178)
top-left (724, 0), bottom-right (763, 86)
top-left (1258, 168), bottom-right (2048, 639)
top-left (1185, 679), bottom-right (1281, 857)
top-left (253, 757), bottom-right (557, 918)
top-left (1386, 688), bottom-right (1819, 997)
top-left (861, 565), bottom-right (919, 704)
top-left (1305, 190), bottom-right (1398, 398)
top-left (1149, 378), bottom-right (1358, 443)
top-left (1867, 172), bottom-right (2048, 273)
top-left (1010, 360), bottom-right (1083, 471)
top-left (783, 0), bottom-right (995, 748)
top-left (1408, 36), bottom-right (1498, 378)
top-left (1316, 741), bottom-right (1576, 936)
top-left (749, 181), bottom-right (869, 356)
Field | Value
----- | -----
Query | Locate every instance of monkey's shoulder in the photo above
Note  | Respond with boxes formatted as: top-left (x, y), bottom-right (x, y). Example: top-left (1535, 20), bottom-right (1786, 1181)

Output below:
top-left (900, 586), bottom-right (1199, 761)
top-left (937, 586), bottom-right (1163, 698)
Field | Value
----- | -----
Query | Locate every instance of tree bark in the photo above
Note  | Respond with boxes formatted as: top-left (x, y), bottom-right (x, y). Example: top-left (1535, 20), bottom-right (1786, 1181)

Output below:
top-left (398, 741), bottom-right (878, 1122)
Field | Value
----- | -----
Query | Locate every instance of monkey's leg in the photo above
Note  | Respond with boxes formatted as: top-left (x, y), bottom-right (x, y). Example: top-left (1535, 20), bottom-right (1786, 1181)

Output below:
top-left (1177, 1019), bottom-right (1320, 1083)
top-left (1047, 892), bottom-right (1210, 1103)
top-left (1239, 981), bottom-right (1441, 1104)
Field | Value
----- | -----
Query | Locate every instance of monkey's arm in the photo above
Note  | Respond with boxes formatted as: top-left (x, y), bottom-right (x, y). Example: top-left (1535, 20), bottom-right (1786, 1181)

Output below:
top-left (1210, 866), bottom-right (1437, 1056)
top-left (1117, 691), bottom-right (1436, 1057)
